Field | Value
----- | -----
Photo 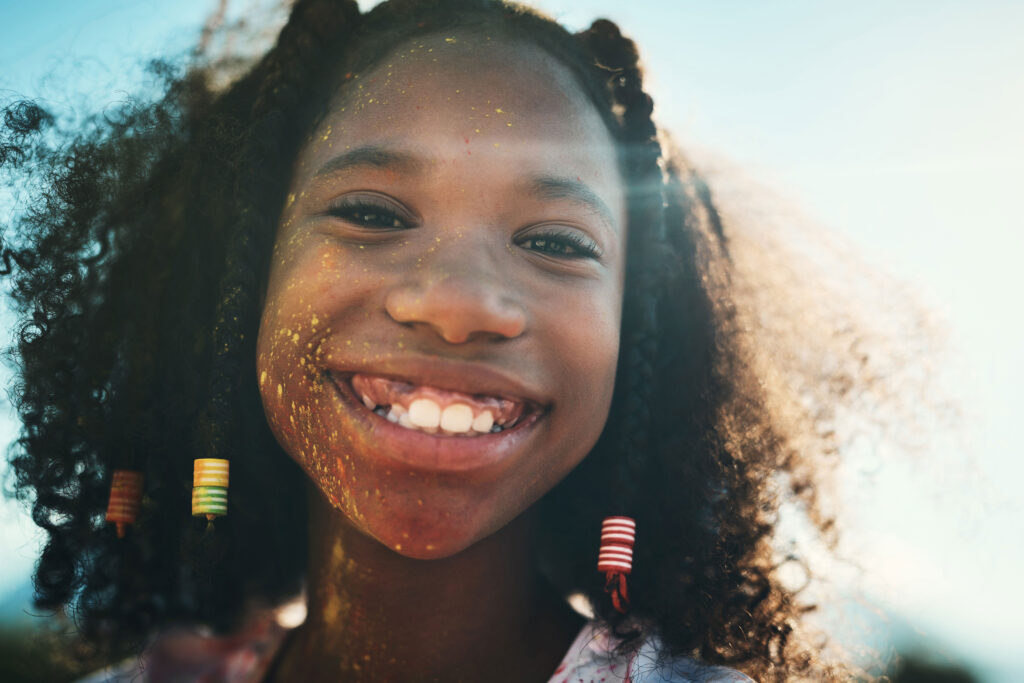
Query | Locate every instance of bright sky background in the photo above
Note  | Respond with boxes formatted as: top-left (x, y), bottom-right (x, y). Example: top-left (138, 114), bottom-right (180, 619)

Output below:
top-left (2, 1), bottom-right (1022, 680)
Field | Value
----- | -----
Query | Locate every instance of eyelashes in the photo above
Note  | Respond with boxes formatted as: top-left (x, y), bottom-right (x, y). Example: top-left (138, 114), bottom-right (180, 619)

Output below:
top-left (325, 196), bottom-right (602, 261)
top-left (515, 230), bottom-right (602, 260)
top-left (326, 196), bottom-right (412, 230)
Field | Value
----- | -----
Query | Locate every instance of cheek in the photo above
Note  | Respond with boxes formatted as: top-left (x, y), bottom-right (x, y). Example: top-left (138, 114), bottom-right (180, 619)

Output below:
top-left (256, 326), bottom-right (357, 516)
top-left (560, 285), bottom-right (621, 405)
top-left (255, 319), bottom-right (323, 461)
top-left (255, 236), bottom-right (388, 520)
top-left (257, 235), bottom-right (354, 367)
top-left (535, 282), bottom-right (621, 484)
top-left (256, 241), bottom-right (342, 461)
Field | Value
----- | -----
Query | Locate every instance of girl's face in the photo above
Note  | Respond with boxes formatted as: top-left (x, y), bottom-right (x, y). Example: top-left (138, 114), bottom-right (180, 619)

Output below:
top-left (256, 33), bottom-right (627, 558)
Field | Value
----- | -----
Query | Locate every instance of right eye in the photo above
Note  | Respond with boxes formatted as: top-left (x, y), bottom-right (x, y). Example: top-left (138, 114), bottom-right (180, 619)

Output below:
top-left (325, 195), bottom-right (412, 230)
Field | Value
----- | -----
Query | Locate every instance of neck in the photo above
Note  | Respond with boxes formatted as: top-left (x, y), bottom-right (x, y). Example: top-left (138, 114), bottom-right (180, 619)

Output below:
top-left (271, 485), bottom-right (583, 682)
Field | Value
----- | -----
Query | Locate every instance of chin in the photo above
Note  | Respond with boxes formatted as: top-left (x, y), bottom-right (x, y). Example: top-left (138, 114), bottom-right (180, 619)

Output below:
top-left (344, 492), bottom-right (520, 561)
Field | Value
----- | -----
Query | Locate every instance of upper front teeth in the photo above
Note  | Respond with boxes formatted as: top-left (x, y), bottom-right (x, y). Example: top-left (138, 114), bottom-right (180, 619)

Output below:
top-left (409, 398), bottom-right (442, 429)
top-left (362, 394), bottom-right (505, 436)
top-left (439, 403), bottom-right (473, 433)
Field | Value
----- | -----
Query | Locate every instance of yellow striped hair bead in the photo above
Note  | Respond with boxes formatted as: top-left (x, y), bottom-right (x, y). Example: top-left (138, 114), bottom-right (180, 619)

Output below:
top-left (191, 458), bottom-right (229, 521)
top-left (105, 469), bottom-right (144, 538)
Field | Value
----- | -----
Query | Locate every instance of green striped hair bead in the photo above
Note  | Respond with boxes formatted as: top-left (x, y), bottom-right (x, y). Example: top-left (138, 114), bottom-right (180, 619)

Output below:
top-left (192, 458), bottom-right (229, 521)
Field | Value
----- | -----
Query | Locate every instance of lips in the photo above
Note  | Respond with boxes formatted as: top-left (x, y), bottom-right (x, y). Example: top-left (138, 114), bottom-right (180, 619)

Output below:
top-left (326, 368), bottom-right (547, 473)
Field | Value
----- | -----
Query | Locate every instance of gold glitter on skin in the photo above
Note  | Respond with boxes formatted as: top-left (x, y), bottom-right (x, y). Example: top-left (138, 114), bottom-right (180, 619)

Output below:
top-left (259, 31), bottom-right (625, 682)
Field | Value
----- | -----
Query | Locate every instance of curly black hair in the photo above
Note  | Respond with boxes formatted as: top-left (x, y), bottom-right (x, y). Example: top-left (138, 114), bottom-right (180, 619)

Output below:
top-left (1, 0), bottom-right (872, 679)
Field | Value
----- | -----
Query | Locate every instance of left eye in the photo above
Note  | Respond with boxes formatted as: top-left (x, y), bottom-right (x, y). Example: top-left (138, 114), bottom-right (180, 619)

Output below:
top-left (326, 199), bottom-right (410, 230)
top-left (517, 231), bottom-right (601, 260)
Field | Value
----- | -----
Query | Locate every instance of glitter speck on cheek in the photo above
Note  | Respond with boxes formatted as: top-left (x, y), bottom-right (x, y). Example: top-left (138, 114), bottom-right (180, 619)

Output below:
top-left (323, 590), bottom-right (344, 626)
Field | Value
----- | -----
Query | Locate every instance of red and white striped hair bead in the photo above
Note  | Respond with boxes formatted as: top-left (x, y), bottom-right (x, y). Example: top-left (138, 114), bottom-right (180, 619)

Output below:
top-left (598, 516), bottom-right (635, 614)
top-left (106, 469), bottom-right (144, 538)
top-left (597, 516), bottom-right (636, 574)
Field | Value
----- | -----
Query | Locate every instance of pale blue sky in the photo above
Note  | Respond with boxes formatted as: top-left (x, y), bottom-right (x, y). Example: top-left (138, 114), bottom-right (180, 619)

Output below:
top-left (2, 1), bottom-right (1022, 680)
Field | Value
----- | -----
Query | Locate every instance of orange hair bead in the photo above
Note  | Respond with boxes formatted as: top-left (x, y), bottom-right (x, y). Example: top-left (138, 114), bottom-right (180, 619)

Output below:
top-left (105, 469), bottom-right (144, 538)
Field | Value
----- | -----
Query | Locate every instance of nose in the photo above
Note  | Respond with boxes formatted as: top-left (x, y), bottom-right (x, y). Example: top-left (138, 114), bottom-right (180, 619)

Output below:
top-left (385, 258), bottom-right (527, 344)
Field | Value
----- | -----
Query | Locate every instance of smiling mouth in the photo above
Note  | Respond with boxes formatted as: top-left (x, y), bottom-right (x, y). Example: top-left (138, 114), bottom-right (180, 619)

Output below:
top-left (329, 372), bottom-right (541, 438)
top-left (325, 369), bottom-right (547, 473)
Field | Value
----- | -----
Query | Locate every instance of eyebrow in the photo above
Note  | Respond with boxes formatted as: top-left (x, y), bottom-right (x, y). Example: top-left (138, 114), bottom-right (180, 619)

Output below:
top-left (312, 145), bottom-right (617, 229)
top-left (312, 144), bottom-right (425, 179)
top-left (527, 175), bottom-right (617, 230)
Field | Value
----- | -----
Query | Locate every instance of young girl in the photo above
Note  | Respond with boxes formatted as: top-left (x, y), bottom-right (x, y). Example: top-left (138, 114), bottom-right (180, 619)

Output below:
top-left (3, 0), bottom-right (858, 680)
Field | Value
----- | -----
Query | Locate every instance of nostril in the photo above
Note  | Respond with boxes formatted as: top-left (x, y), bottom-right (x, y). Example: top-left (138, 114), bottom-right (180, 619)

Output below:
top-left (384, 279), bottom-right (525, 343)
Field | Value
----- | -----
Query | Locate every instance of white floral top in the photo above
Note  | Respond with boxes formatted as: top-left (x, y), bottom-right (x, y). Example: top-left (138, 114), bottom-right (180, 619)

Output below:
top-left (551, 622), bottom-right (753, 683)
top-left (79, 615), bottom-right (752, 683)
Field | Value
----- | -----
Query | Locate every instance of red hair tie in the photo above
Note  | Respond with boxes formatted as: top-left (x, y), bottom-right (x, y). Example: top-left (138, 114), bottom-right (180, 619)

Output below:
top-left (597, 516), bottom-right (635, 614)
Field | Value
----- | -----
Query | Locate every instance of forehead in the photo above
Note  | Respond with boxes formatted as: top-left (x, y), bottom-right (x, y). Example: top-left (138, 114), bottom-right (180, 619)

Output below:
top-left (290, 33), bottom-right (624, 221)
top-left (334, 32), bottom-right (599, 132)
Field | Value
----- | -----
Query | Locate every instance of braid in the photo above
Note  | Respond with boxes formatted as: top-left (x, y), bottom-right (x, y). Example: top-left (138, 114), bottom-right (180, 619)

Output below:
top-left (566, 20), bottom-right (674, 645)
top-left (577, 20), bottom-right (665, 522)
top-left (200, 0), bottom-right (360, 464)
top-left (576, 20), bottom-right (661, 179)
top-left (188, 0), bottom-right (362, 628)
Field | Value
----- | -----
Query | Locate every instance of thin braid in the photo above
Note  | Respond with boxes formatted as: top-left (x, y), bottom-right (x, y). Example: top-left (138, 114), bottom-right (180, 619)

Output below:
top-left (190, 0), bottom-right (362, 627)
top-left (200, 0), bottom-right (361, 464)
top-left (577, 19), bottom-right (666, 503)
top-left (576, 20), bottom-right (669, 631)
top-left (577, 20), bottom-right (661, 179)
